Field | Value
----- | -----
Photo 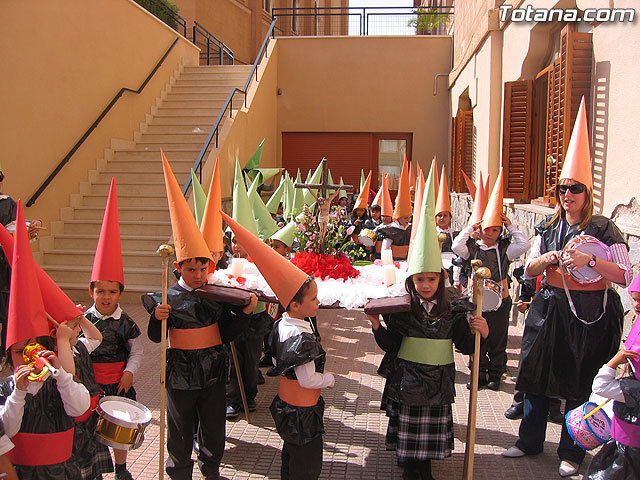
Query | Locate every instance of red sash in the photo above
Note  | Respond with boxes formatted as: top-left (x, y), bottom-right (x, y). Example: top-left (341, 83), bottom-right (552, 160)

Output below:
top-left (93, 361), bottom-right (125, 385)
top-left (8, 428), bottom-right (74, 466)
top-left (75, 394), bottom-right (100, 423)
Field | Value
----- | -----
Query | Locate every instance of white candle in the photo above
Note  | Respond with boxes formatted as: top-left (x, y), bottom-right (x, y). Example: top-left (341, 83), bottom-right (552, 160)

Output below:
top-left (383, 264), bottom-right (396, 287)
top-left (230, 258), bottom-right (244, 277)
top-left (381, 249), bottom-right (393, 266)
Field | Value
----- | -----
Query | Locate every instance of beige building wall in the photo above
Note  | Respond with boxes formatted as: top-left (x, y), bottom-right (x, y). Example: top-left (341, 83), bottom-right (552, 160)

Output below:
top-left (1, 0), bottom-right (199, 228)
top-left (273, 36), bottom-right (453, 175)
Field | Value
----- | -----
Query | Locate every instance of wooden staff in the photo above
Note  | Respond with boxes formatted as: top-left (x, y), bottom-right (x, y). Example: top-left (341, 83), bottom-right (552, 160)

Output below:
top-left (156, 244), bottom-right (174, 480)
top-left (463, 259), bottom-right (491, 480)
top-left (230, 341), bottom-right (251, 424)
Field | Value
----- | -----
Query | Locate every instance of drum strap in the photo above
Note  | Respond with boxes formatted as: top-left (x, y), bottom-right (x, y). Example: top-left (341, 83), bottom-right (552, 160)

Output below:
top-left (75, 394), bottom-right (100, 423)
top-left (8, 428), bottom-right (74, 466)
top-left (278, 376), bottom-right (321, 407)
top-left (559, 264), bottom-right (608, 325)
top-left (397, 337), bottom-right (454, 365)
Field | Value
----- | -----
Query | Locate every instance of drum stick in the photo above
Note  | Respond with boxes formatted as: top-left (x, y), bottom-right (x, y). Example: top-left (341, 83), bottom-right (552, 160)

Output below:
top-left (157, 244), bottom-right (174, 480)
top-left (584, 363), bottom-right (629, 420)
top-left (230, 341), bottom-right (251, 424)
top-left (463, 259), bottom-right (491, 480)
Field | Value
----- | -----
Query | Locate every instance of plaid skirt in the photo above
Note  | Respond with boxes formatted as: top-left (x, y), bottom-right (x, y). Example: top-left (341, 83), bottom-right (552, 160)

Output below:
top-left (382, 397), bottom-right (453, 461)
top-left (80, 442), bottom-right (114, 480)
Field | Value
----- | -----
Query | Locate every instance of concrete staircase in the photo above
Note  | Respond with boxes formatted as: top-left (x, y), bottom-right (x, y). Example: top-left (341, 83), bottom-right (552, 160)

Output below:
top-left (40, 65), bottom-right (252, 303)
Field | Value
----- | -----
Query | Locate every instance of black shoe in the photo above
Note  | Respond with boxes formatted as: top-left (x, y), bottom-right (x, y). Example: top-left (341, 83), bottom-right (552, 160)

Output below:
top-left (266, 366), bottom-right (278, 376)
top-left (487, 379), bottom-right (501, 391)
top-left (247, 399), bottom-right (257, 412)
top-left (259, 356), bottom-right (273, 368)
top-left (549, 410), bottom-right (565, 424)
top-left (115, 471), bottom-right (134, 480)
top-left (226, 404), bottom-right (241, 420)
top-left (257, 370), bottom-right (265, 385)
top-left (505, 404), bottom-right (524, 420)
top-left (466, 376), bottom-right (488, 390)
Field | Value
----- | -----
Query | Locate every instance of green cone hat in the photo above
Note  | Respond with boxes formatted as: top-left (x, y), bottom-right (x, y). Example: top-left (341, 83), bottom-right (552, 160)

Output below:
top-left (271, 221), bottom-right (297, 248)
top-left (232, 158), bottom-right (258, 237)
top-left (283, 172), bottom-right (294, 221)
top-left (338, 177), bottom-right (348, 199)
top-left (407, 164), bottom-right (443, 276)
top-left (266, 175), bottom-right (286, 214)
top-left (360, 169), bottom-right (366, 191)
top-left (191, 169), bottom-right (207, 227)
top-left (303, 160), bottom-right (324, 205)
top-left (244, 139), bottom-right (265, 171)
top-left (249, 184), bottom-right (279, 241)
top-left (291, 169), bottom-right (304, 217)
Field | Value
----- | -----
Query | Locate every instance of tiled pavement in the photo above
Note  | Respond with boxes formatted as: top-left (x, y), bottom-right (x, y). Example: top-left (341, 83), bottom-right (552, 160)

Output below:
top-left (101, 305), bottom-right (591, 479)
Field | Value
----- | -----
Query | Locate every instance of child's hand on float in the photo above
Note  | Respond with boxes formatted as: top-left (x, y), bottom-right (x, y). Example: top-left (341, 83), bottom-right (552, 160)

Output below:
top-left (154, 304), bottom-right (171, 321)
top-left (14, 365), bottom-right (32, 391)
top-left (243, 293), bottom-right (259, 314)
top-left (469, 315), bottom-right (489, 339)
top-left (607, 349), bottom-right (640, 369)
top-left (366, 314), bottom-right (381, 331)
top-left (117, 371), bottom-right (134, 394)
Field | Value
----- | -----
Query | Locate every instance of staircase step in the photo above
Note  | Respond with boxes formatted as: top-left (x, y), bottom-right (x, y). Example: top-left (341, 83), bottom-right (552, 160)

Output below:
top-left (151, 115), bottom-right (217, 125)
top-left (138, 132), bottom-right (209, 143)
top-left (45, 265), bottom-right (163, 287)
top-left (169, 85), bottom-right (241, 94)
top-left (90, 182), bottom-right (169, 195)
top-left (178, 71), bottom-right (250, 80)
top-left (173, 80), bottom-right (246, 88)
top-left (43, 249), bottom-right (165, 268)
top-left (155, 106), bottom-right (227, 116)
top-left (51, 280), bottom-right (161, 304)
top-left (144, 124), bottom-right (213, 134)
top-left (96, 171), bottom-right (188, 184)
top-left (164, 92), bottom-right (237, 101)
top-left (52, 233), bottom-right (169, 250)
top-left (112, 149), bottom-right (200, 160)
top-left (72, 205), bottom-right (169, 222)
top-left (161, 99), bottom-right (228, 109)
top-left (182, 65), bottom-right (252, 73)
top-left (80, 193), bottom-right (169, 207)
top-left (106, 158), bottom-right (193, 172)
top-left (60, 219), bottom-right (171, 235)
top-left (134, 141), bottom-right (207, 150)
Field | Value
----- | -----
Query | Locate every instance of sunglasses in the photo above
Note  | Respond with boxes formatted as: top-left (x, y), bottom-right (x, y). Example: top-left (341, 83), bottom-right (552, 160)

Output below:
top-left (556, 183), bottom-right (586, 195)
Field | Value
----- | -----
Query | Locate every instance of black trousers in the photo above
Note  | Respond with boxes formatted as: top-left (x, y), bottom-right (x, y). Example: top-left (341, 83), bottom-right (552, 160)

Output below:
top-left (479, 296), bottom-right (512, 381)
top-left (166, 384), bottom-right (225, 480)
top-left (281, 436), bottom-right (323, 480)
top-left (226, 336), bottom-right (262, 406)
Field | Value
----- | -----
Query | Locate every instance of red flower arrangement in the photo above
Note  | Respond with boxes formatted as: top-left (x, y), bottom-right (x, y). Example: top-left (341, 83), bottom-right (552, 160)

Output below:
top-left (291, 252), bottom-right (360, 281)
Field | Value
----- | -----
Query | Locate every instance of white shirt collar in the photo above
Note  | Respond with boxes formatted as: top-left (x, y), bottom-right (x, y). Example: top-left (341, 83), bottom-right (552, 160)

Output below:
top-left (178, 277), bottom-right (195, 291)
top-left (282, 313), bottom-right (313, 330)
top-left (419, 298), bottom-right (438, 313)
top-left (437, 226), bottom-right (453, 234)
top-left (391, 220), bottom-right (409, 230)
top-left (86, 304), bottom-right (122, 320)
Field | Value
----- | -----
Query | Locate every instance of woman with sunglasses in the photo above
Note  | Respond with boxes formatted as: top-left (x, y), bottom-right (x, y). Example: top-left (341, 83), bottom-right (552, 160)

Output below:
top-left (502, 100), bottom-right (632, 477)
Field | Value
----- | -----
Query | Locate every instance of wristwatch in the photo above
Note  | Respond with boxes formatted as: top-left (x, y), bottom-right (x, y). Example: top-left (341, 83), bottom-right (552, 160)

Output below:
top-left (588, 254), bottom-right (597, 268)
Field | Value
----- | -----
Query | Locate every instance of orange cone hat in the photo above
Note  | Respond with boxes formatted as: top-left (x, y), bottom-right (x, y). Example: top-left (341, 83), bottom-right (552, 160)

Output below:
top-left (353, 171), bottom-right (372, 210)
top-left (409, 161), bottom-right (416, 193)
top-left (380, 172), bottom-right (394, 217)
top-left (559, 97), bottom-right (593, 189)
top-left (407, 163), bottom-right (427, 266)
top-left (0, 223), bottom-right (83, 325)
top-left (469, 171), bottom-right (488, 225)
top-left (462, 170), bottom-right (476, 200)
top-left (432, 156), bottom-right (440, 203)
top-left (161, 150), bottom-right (213, 263)
top-left (6, 201), bottom-right (49, 351)
top-left (91, 178), bottom-right (124, 285)
top-left (201, 158), bottom-right (224, 254)
top-left (482, 169), bottom-right (505, 230)
top-left (221, 211), bottom-right (308, 308)
top-left (393, 160), bottom-right (412, 220)
top-left (435, 165), bottom-right (451, 215)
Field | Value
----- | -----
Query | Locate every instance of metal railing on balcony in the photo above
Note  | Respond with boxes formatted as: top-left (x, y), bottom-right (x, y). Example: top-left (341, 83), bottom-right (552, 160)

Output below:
top-left (271, 5), bottom-right (453, 37)
top-left (193, 21), bottom-right (235, 65)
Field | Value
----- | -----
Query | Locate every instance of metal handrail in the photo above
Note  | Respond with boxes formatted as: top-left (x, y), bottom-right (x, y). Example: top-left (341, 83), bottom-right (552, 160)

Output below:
top-left (182, 17), bottom-right (278, 196)
top-left (193, 21), bottom-right (235, 65)
top-left (26, 38), bottom-right (180, 207)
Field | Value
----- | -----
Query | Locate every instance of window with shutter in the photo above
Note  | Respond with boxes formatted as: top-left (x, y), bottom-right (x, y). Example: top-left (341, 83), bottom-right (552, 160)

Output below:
top-left (502, 80), bottom-right (533, 200)
top-left (451, 108), bottom-right (474, 193)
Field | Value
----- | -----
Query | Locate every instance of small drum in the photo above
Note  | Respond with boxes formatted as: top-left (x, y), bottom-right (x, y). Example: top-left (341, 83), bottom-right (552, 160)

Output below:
top-left (358, 229), bottom-right (378, 247)
top-left (96, 396), bottom-right (152, 450)
top-left (562, 235), bottom-right (611, 284)
top-left (566, 401), bottom-right (611, 450)
top-left (470, 279), bottom-right (502, 312)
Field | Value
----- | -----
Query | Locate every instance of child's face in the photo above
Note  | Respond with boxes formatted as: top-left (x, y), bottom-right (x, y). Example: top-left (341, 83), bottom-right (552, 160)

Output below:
top-left (91, 281), bottom-right (123, 316)
top-left (289, 280), bottom-right (319, 318)
top-left (632, 292), bottom-right (640, 316)
top-left (397, 215), bottom-right (411, 227)
top-left (175, 259), bottom-right (209, 289)
top-left (270, 239), bottom-right (291, 256)
top-left (339, 198), bottom-right (347, 207)
top-left (412, 272), bottom-right (441, 301)
top-left (232, 239), bottom-right (248, 258)
top-left (371, 209), bottom-right (381, 221)
top-left (436, 212), bottom-right (452, 229)
top-left (480, 226), bottom-right (501, 246)
top-left (381, 215), bottom-right (392, 225)
top-left (354, 208), bottom-right (365, 218)
top-left (9, 339), bottom-right (30, 369)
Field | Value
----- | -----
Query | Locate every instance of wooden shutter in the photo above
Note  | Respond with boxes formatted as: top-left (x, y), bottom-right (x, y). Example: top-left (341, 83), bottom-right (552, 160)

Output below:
top-left (451, 109), bottom-right (473, 193)
top-left (543, 26), bottom-right (593, 203)
top-left (502, 80), bottom-right (533, 200)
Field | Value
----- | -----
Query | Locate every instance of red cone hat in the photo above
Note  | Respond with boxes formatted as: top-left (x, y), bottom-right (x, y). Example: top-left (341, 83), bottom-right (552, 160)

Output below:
top-left (559, 97), bottom-right (593, 189)
top-left (162, 150), bottom-right (213, 263)
top-left (6, 201), bottom-right (49, 351)
top-left (91, 178), bottom-right (124, 285)
top-left (0, 223), bottom-right (83, 325)
top-left (221, 211), bottom-right (308, 308)
top-left (201, 158), bottom-right (224, 253)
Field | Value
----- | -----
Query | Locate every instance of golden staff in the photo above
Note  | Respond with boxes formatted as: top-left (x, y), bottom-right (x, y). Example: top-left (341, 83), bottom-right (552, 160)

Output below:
top-left (156, 244), bottom-right (174, 480)
top-left (463, 259), bottom-right (491, 480)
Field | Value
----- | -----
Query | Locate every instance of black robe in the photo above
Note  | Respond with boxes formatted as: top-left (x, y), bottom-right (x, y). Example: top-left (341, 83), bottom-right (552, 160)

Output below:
top-left (267, 318), bottom-right (326, 446)
top-left (142, 284), bottom-right (249, 390)
top-left (375, 224), bottom-right (412, 246)
top-left (516, 215), bottom-right (627, 400)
